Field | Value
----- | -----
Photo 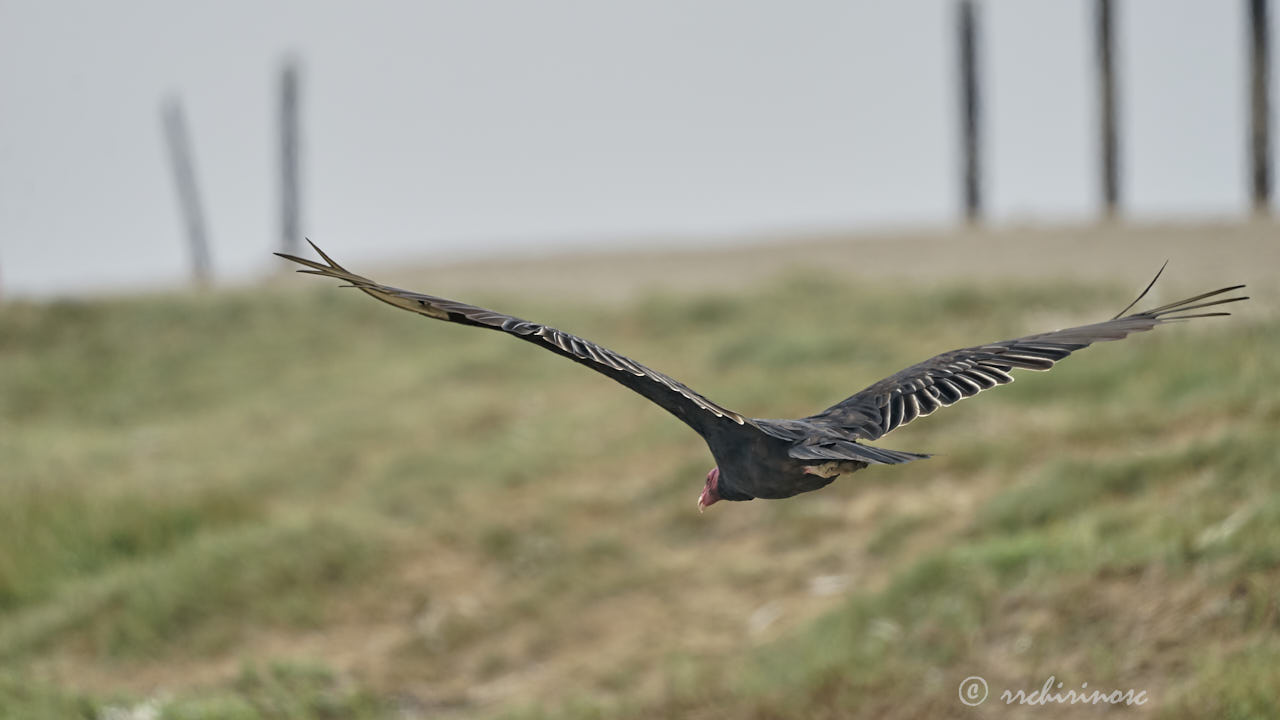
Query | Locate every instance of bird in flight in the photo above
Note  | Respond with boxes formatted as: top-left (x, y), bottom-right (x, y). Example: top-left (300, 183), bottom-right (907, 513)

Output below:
top-left (279, 242), bottom-right (1246, 512)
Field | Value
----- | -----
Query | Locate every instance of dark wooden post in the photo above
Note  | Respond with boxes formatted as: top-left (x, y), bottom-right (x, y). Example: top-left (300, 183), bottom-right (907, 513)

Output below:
top-left (280, 59), bottom-right (302, 256)
top-left (161, 97), bottom-right (212, 286)
top-left (1249, 0), bottom-right (1272, 214)
top-left (1096, 0), bottom-right (1120, 219)
top-left (958, 0), bottom-right (982, 223)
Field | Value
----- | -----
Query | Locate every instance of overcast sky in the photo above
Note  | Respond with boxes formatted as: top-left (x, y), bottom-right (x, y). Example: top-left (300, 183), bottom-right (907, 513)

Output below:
top-left (0, 0), bottom-right (1271, 296)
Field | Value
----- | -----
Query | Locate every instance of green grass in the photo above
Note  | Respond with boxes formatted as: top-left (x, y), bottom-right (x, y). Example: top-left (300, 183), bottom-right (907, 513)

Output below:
top-left (0, 265), bottom-right (1275, 719)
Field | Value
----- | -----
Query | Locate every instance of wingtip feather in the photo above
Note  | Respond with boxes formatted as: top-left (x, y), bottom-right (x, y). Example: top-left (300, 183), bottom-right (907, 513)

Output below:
top-left (305, 239), bottom-right (349, 273)
top-left (1112, 261), bottom-right (1168, 320)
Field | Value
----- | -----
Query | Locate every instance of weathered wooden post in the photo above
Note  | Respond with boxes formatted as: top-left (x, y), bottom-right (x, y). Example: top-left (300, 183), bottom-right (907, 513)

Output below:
top-left (280, 59), bottom-right (302, 256)
top-left (161, 97), bottom-right (212, 286)
top-left (1249, 0), bottom-right (1272, 214)
top-left (1096, 0), bottom-right (1120, 219)
top-left (958, 0), bottom-right (982, 224)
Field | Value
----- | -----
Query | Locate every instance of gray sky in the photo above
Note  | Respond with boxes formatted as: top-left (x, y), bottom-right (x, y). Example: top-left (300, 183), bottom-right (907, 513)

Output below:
top-left (0, 0), bottom-right (1270, 296)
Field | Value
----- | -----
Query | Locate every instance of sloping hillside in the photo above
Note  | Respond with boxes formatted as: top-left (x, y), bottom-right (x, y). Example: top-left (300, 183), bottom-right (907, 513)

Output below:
top-left (1, 223), bottom-right (1276, 719)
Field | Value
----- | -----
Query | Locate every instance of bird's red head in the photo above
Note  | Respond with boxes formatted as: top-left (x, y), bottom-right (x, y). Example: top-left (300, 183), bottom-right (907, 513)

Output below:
top-left (698, 466), bottom-right (722, 513)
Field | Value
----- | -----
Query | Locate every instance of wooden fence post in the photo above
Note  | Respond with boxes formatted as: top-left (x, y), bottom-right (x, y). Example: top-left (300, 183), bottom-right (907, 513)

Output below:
top-left (958, 0), bottom-right (982, 224)
top-left (1096, 0), bottom-right (1121, 219)
top-left (1249, 0), bottom-right (1272, 214)
top-left (161, 97), bottom-right (212, 286)
top-left (280, 59), bottom-right (302, 256)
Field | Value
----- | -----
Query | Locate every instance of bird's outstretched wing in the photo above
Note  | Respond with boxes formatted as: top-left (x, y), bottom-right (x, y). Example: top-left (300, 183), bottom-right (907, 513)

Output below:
top-left (277, 242), bottom-right (750, 437)
top-left (806, 268), bottom-right (1247, 442)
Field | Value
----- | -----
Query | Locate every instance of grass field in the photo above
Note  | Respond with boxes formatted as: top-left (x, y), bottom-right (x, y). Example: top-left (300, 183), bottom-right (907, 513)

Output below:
top-left (1, 223), bottom-right (1277, 718)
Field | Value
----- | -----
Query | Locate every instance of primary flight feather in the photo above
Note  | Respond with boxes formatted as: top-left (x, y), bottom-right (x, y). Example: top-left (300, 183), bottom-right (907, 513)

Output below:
top-left (278, 243), bottom-right (1247, 512)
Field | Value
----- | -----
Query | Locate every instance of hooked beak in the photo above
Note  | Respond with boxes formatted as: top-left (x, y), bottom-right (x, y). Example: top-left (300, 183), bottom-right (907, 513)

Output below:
top-left (697, 485), bottom-right (716, 513)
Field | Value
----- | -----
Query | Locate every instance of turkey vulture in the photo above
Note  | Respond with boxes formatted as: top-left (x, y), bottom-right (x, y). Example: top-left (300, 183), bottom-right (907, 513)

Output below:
top-left (278, 243), bottom-right (1246, 512)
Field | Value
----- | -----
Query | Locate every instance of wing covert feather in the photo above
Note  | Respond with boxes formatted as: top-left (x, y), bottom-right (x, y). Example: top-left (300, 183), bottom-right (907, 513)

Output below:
top-left (277, 242), bottom-right (748, 436)
top-left (808, 280), bottom-right (1247, 441)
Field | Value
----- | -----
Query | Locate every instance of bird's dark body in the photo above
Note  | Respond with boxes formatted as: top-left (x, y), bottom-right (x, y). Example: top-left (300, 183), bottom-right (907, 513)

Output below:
top-left (279, 243), bottom-right (1246, 509)
top-left (699, 420), bottom-right (865, 500)
top-left (702, 427), bottom-right (808, 500)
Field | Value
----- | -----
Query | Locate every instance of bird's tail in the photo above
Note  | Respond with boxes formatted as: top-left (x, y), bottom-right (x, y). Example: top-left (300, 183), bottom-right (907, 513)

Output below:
top-left (789, 439), bottom-right (931, 465)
